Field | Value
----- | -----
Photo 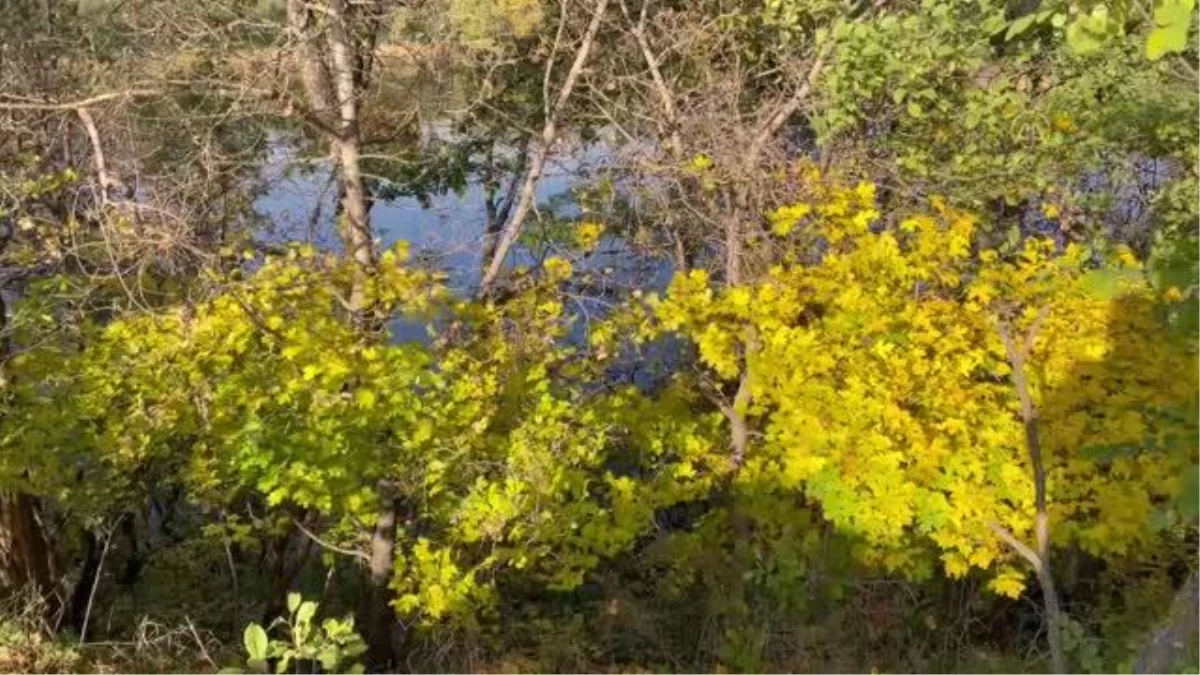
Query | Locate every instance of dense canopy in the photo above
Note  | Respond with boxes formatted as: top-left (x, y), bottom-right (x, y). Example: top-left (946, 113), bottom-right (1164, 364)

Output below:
top-left (0, 0), bottom-right (1196, 673)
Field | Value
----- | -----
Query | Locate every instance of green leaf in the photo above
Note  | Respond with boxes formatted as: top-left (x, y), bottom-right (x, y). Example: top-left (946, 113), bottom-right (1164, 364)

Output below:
top-left (318, 647), bottom-right (341, 671)
top-left (286, 592), bottom-right (301, 614)
top-left (296, 601), bottom-right (318, 628)
top-left (1079, 268), bottom-right (1142, 299)
top-left (1067, 6), bottom-right (1116, 54)
top-left (1146, 0), bottom-right (1194, 60)
top-left (247, 658), bottom-right (269, 674)
top-left (1006, 13), bottom-right (1037, 40)
top-left (244, 623), bottom-right (269, 662)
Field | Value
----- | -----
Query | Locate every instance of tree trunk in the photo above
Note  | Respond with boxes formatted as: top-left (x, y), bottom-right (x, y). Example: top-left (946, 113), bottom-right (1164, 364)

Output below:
top-left (997, 315), bottom-right (1066, 674)
top-left (1134, 573), bottom-right (1199, 674)
top-left (288, 4), bottom-right (396, 669)
top-left (67, 530), bottom-right (101, 632)
top-left (361, 485), bottom-right (401, 670)
top-left (0, 494), bottom-right (61, 620)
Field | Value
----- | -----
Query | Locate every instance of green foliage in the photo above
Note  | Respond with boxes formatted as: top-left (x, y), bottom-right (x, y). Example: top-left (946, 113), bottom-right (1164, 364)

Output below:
top-left (232, 595), bottom-right (366, 674)
top-left (1147, 0), bottom-right (1197, 58)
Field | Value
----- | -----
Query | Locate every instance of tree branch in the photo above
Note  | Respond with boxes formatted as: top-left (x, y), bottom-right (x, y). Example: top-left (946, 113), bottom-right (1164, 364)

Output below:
top-left (294, 519), bottom-right (369, 562)
top-left (479, 0), bottom-right (611, 294)
top-left (0, 89), bottom-right (162, 111)
top-left (988, 521), bottom-right (1042, 573)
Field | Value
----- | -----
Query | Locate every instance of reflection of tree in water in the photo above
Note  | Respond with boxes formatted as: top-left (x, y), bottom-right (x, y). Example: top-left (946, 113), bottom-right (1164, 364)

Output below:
top-left (1037, 291), bottom-right (1198, 671)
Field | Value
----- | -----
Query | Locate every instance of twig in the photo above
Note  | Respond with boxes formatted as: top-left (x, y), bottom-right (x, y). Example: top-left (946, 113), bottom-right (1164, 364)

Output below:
top-left (0, 89), bottom-right (162, 111)
top-left (222, 534), bottom-right (240, 637)
top-left (185, 616), bottom-right (216, 668)
top-left (80, 518), bottom-right (121, 644)
top-left (294, 519), bottom-right (369, 561)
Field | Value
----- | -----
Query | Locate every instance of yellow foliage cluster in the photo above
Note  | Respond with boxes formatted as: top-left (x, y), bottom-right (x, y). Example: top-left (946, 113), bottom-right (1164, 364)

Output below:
top-left (652, 180), bottom-right (1197, 596)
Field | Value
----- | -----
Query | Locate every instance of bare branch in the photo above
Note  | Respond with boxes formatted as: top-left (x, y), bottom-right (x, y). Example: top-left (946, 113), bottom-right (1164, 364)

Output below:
top-left (746, 40), bottom-right (831, 168)
top-left (0, 89), bottom-right (162, 111)
top-left (75, 107), bottom-right (119, 206)
top-left (479, 0), bottom-right (611, 294)
top-left (988, 521), bottom-right (1042, 573)
top-left (294, 519), bottom-right (369, 562)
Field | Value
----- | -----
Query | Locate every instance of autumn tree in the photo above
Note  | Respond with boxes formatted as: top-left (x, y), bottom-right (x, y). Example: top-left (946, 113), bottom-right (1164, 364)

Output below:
top-left (649, 172), bottom-right (1197, 672)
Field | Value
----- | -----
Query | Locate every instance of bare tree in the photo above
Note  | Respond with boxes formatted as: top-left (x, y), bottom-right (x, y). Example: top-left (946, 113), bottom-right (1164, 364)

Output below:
top-left (478, 0), bottom-right (611, 295)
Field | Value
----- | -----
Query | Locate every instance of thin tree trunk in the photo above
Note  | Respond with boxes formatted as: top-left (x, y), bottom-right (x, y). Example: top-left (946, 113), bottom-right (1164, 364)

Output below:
top-left (997, 314), bottom-right (1066, 675)
top-left (288, 3), bottom-right (396, 668)
top-left (620, 0), bottom-right (681, 157)
top-left (67, 530), bottom-right (101, 631)
top-left (482, 143), bottom-right (528, 272)
top-left (718, 368), bottom-right (753, 471)
top-left (619, 0), bottom-right (695, 271)
top-left (479, 0), bottom-right (610, 295)
top-left (361, 484), bottom-right (400, 669)
top-left (326, 0), bottom-right (375, 316)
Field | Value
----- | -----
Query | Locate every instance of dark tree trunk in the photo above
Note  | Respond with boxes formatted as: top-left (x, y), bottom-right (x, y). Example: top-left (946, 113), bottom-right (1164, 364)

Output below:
top-left (0, 493), bottom-right (61, 620)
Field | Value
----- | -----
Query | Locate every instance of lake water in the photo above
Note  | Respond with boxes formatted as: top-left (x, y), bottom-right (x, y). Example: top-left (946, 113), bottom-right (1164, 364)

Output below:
top-left (252, 130), bottom-right (670, 296)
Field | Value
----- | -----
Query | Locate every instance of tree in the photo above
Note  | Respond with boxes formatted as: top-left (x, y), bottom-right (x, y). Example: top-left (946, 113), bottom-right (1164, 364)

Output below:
top-left (649, 173), bottom-right (1197, 672)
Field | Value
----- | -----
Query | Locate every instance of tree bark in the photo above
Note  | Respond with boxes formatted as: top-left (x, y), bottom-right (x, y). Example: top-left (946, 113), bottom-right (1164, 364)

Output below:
top-left (1134, 573), bottom-right (1199, 674)
top-left (67, 530), bottom-right (101, 632)
top-left (361, 485), bottom-right (401, 670)
top-left (997, 314), bottom-right (1066, 675)
top-left (288, 3), bottom-right (397, 668)
top-left (0, 493), bottom-right (61, 621)
top-left (325, 0), bottom-right (376, 319)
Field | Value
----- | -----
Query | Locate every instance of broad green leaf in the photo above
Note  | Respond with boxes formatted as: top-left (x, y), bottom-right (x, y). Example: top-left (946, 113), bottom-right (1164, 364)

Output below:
top-left (1151, 0), bottom-right (1198, 60)
top-left (296, 600), bottom-right (318, 627)
top-left (243, 623), bottom-right (269, 662)
top-left (1067, 6), bottom-right (1115, 54)
top-left (317, 647), bottom-right (341, 671)
top-left (1006, 13), bottom-right (1037, 40)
